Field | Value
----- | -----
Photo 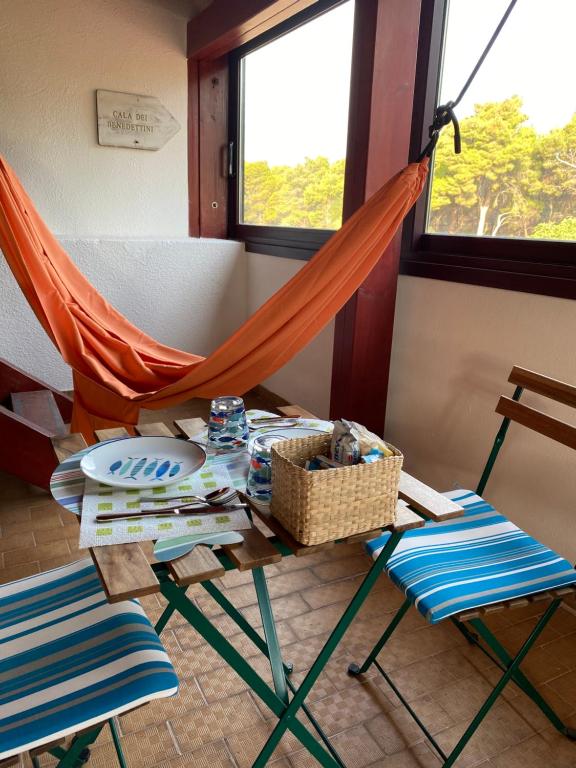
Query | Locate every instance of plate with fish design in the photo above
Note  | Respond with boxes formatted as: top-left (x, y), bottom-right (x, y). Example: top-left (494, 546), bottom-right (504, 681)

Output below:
top-left (80, 436), bottom-right (207, 489)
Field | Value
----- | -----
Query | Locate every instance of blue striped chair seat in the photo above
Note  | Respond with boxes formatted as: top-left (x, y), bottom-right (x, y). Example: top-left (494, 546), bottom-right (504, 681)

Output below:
top-left (366, 490), bottom-right (576, 624)
top-left (0, 558), bottom-right (178, 762)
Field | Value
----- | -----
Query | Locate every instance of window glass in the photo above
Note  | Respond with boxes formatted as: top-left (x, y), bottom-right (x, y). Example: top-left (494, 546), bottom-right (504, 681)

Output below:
top-left (239, 2), bottom-right (354, 229)
top-left (427, 0), bottom-right (576, 241)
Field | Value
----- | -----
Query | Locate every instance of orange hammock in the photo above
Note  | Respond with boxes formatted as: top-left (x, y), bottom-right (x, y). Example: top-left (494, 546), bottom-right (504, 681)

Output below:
top-left (0, 154), bottom-right (428, 441)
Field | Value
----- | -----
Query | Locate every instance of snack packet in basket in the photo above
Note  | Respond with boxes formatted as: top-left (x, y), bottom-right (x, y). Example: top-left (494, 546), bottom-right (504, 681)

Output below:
top-left (331, 419), bottom-right (395, 465)
top-left (331, 419), bottom-right (362, 465)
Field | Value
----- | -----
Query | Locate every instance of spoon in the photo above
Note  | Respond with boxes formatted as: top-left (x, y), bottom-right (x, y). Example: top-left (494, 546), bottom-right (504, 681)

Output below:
top-left (154, 531), bottom-right (244, 562)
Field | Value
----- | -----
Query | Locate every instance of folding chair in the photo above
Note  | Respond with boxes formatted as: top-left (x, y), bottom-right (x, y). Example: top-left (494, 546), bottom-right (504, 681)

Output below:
top-left (0, 558), bottom-right (178, 767)
top-left (349, 366), bottom-right (576, 768)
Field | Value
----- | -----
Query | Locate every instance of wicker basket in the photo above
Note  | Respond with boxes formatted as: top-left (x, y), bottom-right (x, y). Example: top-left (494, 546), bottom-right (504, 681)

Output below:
top-left (270, 434), bottom-right (403, 545)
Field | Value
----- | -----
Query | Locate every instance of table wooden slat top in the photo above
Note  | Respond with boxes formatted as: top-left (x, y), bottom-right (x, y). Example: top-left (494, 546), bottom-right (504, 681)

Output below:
top-left (135, 422), bottom-right (175, 437)
top-left (168, 543), bottom-right (225, 585)
top-left (221, 527), bottom-right (282, 571)
top-left (399, 471), bottom-right (464, 521)
top-left (50, 410), bottom-right (462, 600)
top-left (174, 417), bottom-right (208, 439)
top-left (51, 433), bottom-right (88, 463)
top-left (94, 426), bottom-right (132, 441)
top-left (91, 542), bottom-right (160, 602)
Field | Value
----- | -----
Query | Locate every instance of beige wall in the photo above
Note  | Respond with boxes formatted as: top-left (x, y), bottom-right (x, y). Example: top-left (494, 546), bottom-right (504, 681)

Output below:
top-left (247, 254), bottom-right (576, 562)
top-left (387, 276), bottom-right (576, 562)
top-left (0, 0), bottom-right (189, 236)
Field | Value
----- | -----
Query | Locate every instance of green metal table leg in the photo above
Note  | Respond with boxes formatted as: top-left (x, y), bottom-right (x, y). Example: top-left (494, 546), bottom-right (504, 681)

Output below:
top-left (154, 584), bottom-right (190, 635)
top-left (158, 576), bottom-right (341, 768)
top-left (252, 531), bottom-right (404, 768)
top-left (202, 577), bottom-right (346, 767)
top-left (442, 599), bottom-right (562, 768)
top-left (252, 566), bottom-right (289, 704)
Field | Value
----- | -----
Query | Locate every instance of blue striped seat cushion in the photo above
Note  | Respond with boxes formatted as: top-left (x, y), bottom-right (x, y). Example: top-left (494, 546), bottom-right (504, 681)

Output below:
top-left (366, 490), bottom-right (576, 624)
top-left (0, 558), bottom-right (178, 761)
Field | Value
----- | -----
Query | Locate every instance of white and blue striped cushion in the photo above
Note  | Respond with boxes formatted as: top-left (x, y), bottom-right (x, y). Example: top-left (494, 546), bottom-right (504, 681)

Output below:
top-left (0, 558), bottom-right (178, 761)
top-left (366, 490), bottom-right (576, 624)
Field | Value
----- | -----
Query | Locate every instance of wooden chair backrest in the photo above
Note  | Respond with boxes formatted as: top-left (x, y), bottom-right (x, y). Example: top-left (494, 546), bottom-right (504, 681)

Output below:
top-left (496, 366), bottom-right (576, 451)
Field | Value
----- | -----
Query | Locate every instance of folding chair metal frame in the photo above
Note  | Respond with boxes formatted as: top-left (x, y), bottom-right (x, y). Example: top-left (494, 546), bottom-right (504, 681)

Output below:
top-left (348, 366), bottom-right (576, 768)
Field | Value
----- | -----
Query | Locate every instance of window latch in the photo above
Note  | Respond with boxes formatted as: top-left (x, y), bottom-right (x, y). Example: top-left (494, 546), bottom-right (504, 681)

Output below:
top-left (227, 141), bottom-right (235, 178)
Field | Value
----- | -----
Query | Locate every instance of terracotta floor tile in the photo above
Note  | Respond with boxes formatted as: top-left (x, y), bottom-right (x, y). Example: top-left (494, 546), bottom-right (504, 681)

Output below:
top-left (273, 543), bottom-right (363, 575)
top-left (222, 563), bottom-right (280, 587)
top-left (308, 683), bottom-right (394, 736)
top-left (491, 733), bottom-right (576, 768)
top-left (289, 667), bottom-right (339, 703)
top-left (154, 739), bottom-right (235, 768)
top-left (75, 724), bottom-right (179, 768)
top-left (38, 553), bottom-right (80, 571)
top-left (549, 604), bottom-right (576, 635)
top-left (303, 575), bottom-right (371, 611)
top-left (289, 601), bottom-right (352, 640)
top-left (437, 700), bottom-right (535, 764)
top-left (367, 741), bottom-right (443, 768)
top-left (242, 592), bottom-right (311, 626)
top-left (197, 663), bottom-right (252, 701)
top-left (546, 668), bottom-right (576, 708)
top-left (4, 538), bottom-right (70, 566)
top-left (0, 561), bottom-right (40, 583)
top-left (0, 531), bottom-right (34, 553)
top-left (226, 720), bottom-right (300, 767)
top-left (431, 675), bottom-right (496, 723)
top-left (311, 555), bottom-right (370, 583)
top-left (170, 692), bottom-right (262, 752)
top-left (326, 725), bottom-right (385, 768)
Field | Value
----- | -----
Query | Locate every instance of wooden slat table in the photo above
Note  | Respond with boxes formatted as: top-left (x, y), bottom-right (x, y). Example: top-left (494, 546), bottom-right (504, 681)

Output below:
top-left (50, 407), bottom-right (464, 768)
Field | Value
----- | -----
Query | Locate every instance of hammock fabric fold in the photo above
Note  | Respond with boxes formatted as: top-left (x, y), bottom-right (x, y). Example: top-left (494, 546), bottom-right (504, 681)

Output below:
top-left (0, 155), bottom-right (428, 441)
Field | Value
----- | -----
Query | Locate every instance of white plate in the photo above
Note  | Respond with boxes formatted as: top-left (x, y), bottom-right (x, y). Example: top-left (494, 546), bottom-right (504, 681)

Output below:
top-left (263, 427), bottom-right (329, 441)
top-left (80, 436), bottom-right (206, 489)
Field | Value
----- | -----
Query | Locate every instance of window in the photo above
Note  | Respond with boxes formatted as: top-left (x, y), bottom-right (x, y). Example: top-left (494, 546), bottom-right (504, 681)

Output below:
top-left (229, 0), bottom-right (355, 258)
top-left (402, 0), bottom-right (576, 299)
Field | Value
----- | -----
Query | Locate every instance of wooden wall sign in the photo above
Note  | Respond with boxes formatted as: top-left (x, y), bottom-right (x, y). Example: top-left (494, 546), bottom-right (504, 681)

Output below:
top-left (96, 90), bottom-right (180, 151)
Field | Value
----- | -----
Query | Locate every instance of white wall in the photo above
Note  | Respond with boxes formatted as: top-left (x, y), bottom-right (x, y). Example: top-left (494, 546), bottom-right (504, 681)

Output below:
top-left (0, 238), bottom-right (247, 391)
top-left (246, 252), bottom-right (334, 420)
top-left (0, 0), bottom-right (251, 393)
top-left (0, 0), bottom-right (190, 236)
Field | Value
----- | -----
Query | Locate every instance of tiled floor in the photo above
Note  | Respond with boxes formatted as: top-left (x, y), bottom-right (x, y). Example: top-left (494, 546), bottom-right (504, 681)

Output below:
top-left (2, 398), bottom-right (576, 768)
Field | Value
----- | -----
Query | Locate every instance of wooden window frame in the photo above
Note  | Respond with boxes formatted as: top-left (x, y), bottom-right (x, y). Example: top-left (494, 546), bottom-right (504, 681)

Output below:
top-left (400, 0), bottom-right (576, 301)
top-left (227, 0), bottom-right (352, 260)
top-left (187, 0), bottom-right (422, 434)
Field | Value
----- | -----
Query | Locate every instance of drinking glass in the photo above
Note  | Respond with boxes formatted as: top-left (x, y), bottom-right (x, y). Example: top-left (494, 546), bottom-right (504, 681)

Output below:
top-left (207, 396), bottom-right (249, 452)
top-left (245, 434), bottom-right (282, 501)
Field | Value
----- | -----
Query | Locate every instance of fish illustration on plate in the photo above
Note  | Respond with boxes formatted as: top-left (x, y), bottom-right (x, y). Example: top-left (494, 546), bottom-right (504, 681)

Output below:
top-left (119, 458), bottom-right (135, 476)
top-left (143, 459), bottom-right (159, 477)
top-left (108, 459), bottom-right (122, 475)
top-left (168, 462), bottom-right (182, 478)
top-left (156, 460), bottom-right (171, 479)
top-left (129, 457), bottom-right (148, 479)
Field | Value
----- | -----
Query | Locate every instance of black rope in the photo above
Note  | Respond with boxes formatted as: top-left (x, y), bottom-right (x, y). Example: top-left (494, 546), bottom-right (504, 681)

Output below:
top-left (419, 0), bottom-right (519, 161)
